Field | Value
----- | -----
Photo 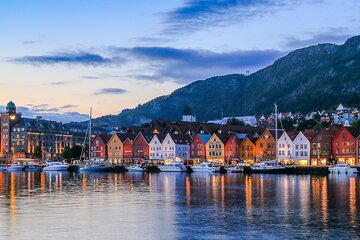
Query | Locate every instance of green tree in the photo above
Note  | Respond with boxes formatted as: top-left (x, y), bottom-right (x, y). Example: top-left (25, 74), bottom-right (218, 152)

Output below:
top-left (351, 119), bottom-right (360, 128)
top-left (296, 119), bottom-right (318, 131)
top-left (227, 118), bottom-right (245, 125)
top-left (281, 118), bottom-right (295, 131)
top-left (62, 147), bottom-right (72, 163)
top-left (71, 145), bottom-right (83, 159)
top-left (33, 145), bottom-right (43, 159)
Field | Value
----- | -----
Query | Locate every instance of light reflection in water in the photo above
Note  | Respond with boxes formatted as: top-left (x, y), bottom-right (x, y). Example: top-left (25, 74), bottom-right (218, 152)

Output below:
top-left (0, 173), bottom-right (359, 239)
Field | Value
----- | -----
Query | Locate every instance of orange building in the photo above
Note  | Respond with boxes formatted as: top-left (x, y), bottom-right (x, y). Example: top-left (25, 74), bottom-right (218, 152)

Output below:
top-left (239, 137), bottom-right (257, 163)
top-left (255, 129), bottom-right (278, 162)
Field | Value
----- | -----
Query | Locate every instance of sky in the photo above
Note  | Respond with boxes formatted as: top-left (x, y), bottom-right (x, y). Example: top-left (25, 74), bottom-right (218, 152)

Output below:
top-left (0, 0), bottom-right (359, 122)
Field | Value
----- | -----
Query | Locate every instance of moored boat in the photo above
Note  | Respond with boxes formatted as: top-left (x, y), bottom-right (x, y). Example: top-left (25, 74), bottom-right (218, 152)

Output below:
top-left (329, 164), bottom-right (358, 174)
top-left (246, 162), bottom-right (295, 174)
top-left (7, 163), bottom-right (24, 172)
top-left (158, 161), bottom-right (187, 172)
top-left (191, 162), bottom-right (221, 172)
top-left (80, 162), bottom-right (111, 172)
top-left (126, 164), bottom-right (144, 172)
top-left (43, 161), bottom-right (69, 171)
top-left (25, 163), bottom-right (43, 172)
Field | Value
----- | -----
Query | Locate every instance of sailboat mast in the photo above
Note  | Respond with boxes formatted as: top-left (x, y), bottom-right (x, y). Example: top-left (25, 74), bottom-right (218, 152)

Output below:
top-left (89, 107), bottom-right (92, 161)
top-left (275, 104), bottom-right (278, 161)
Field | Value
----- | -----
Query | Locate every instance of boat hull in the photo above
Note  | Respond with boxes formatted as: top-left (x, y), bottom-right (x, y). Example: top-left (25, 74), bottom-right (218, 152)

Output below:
top-left (329, 169), bottom-right (358, 174)
top-left (244, 166), bottom-right (296, 174)
top-left (7, 167), bottom-right (24, 172)
top-left (43, 166), bottom-right (69, 171)
top-left (80, 165), bottom-right (111, 172)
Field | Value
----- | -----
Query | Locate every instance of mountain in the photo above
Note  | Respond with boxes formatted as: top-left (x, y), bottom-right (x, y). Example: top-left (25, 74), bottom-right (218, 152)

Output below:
top-left (94, 35), bottom-right (360, 127)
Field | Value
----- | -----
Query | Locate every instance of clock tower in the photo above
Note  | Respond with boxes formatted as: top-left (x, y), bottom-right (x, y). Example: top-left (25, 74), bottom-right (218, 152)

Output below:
top-left (0, 101), bottom-right (21, 160)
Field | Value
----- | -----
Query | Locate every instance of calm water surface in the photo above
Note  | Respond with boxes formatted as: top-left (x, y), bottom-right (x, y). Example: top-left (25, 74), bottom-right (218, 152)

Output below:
top-left (0, 172), bottom-right (359, 240)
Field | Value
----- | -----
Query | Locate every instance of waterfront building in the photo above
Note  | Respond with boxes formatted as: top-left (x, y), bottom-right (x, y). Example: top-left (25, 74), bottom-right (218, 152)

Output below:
top-left (90, 134), bottom-right (111, 160)
top-left (206, 133), bottom-right (228, 163)
top-left (190, 134), bottom-right (211, 160)
top-left (255, 129), bottom-right (279, 162)
top-left (277, 131), bottom-right (297, 165)
top-left (292, 130), bottom-right (314, 166)
top-left (123, 135), bottom-right (137, 162)
top-left (332, 126), bottom-right (360, 165)
top-left (107, 133), bottom-right (133, 164)
top-left (64, 122), bottom-right (108, 147)
top-left (149, 134), bottom-right (166, 160)
top-left (132, 133), bottom-right (152, 160)
top-left (239, 137), bottom-right (257, 164)
top-left (161, 133), bottom-right (192, 161)
top-left (224, 135), bottom-right (241, 164)
top-left (310, 126), bottom-right (339, 165)
top-left (0, 101), bottom-right (22, 159)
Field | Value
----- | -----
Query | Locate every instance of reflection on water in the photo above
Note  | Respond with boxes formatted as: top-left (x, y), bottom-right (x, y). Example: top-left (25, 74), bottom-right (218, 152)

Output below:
top-left (0, 172), bottom-right (359, 239)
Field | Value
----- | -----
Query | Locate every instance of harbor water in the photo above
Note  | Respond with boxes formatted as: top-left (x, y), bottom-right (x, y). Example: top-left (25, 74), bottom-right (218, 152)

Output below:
top-left (0, 172), bottom-right (359, 239)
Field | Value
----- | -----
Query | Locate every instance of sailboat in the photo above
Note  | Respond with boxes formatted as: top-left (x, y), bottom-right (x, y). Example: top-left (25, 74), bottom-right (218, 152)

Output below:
top-left (248, 104), bottom-right (295, 174)
top-left (79, 108), bottom-right (111, 172)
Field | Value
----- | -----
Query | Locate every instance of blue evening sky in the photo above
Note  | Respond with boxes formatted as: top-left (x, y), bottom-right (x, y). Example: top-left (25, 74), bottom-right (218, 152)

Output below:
top-left (0, 0), bottom-right (359, 122)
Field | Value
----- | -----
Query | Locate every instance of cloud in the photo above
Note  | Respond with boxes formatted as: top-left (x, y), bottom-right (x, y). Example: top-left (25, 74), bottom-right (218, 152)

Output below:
top-left (50, 81), bottom-right (69, 85)
top-left (10, 52), bottom-right (112, 66)
top-left (162, 0), bottom-right (295, 34)
top-left (0, 105), bottom-right (88, 123)
top-left (22, 40), bottom-right (38, 45)
top-left (59, 104), bottom-right (78, 109)
top-left (112, 46), bottom-right (286, 83)
top-left (285, 29), bottom-right (353, 49)
top-left (9, 46), bottom-right (286, 84)
top-left (94, 88), bottom-right (128, 95)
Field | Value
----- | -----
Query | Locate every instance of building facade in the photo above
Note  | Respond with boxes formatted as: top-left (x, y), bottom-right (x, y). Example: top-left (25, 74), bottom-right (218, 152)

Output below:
top-left (190, 134), bottom-right (211, 160)
top-left (90, 134), bottom-right (111, 160)
top-left (332, 126), bottom-right (360, 165)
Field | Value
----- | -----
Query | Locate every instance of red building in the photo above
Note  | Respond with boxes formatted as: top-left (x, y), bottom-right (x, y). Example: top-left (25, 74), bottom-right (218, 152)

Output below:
top-left (132, 133), bottom-right (152, 160)
top-left (332, 126), bottom-right (360, 165)
top-left (224, 135), bottom-right (241, 164)
top-left (90, 134), bottom-right (111, 160)
top-left (190, 134), bottom-right (211, 160)
top-left (310, 125), bottom-right (339, 165)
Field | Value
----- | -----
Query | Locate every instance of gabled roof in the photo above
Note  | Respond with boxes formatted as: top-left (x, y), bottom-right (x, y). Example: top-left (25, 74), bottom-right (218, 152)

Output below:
top-left (114, 133), bottom-right (137, 142)
top-left (197, 134), bottom-right (211, 144)
top-left (214, 133), bottom-right (229, 144)
top-left (94, 134), bottom-right (112, 144)
top-left (151, 134), bottom-right (167, 143)
top-left (345, 126), bottom-right (360, 138)
top-left (168, 134), bottom-right (192, 144)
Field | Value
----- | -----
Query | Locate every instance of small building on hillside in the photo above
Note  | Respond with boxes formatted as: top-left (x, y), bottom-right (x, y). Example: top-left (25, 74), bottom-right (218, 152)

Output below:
top-left (182, 106), bottom-right (196, 122)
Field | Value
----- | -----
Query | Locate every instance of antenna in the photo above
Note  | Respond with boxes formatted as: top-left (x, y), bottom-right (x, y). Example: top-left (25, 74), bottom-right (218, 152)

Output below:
top-left (89, 107), bottom-right (92, 161)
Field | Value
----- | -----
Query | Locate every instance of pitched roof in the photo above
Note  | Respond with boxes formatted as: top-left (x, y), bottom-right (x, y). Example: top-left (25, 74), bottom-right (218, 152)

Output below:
top-left (197, 134), bottom-right (211, 144)
top-left (169, 134), bottom-right (192, 144)
top-left (97, 134), bottom-right (112, 144)
top-left (214, 133), bottom-right (229, 144)
top-left (152, 134), bottom-right (167, 143)
top-left (116, 133), bottom-right (137, 142)
top-left (345, 126), bottom-right (360, 138)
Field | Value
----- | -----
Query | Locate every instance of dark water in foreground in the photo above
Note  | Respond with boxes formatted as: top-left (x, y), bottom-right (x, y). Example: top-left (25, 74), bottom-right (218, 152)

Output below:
top-left (0, 172), bottom-right (359, 240)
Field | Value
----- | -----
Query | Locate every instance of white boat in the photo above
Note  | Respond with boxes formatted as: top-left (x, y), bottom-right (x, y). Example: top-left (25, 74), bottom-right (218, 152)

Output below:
top-left (191, 162), bottom-right (221, 172)
top-left (43, 161), bottom-right (69, 171)
top-left (1, 166), bottom-right (7, 171)
top-left (126, 164), bottom-right (144, 172)
top-left (225, 165), bottom-right (244, 173)
top-left (7, 163), bottom-right (24, 172)
top-left (329, 164), bottom-right (359, 174)
top-left (158, 161), bottom-right (187, 172)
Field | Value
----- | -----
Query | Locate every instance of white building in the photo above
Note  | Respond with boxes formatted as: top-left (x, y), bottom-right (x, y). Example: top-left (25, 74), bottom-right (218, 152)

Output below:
top-left (149, 134), bottom-right (166, 160)
top-left (182, 106), bottom-right (196, 122)
top-left (161, 133), bottom-right (192, 160)
top-left (292, 131), bottom-right (314, 166)
top-left (208, 116), bottom-right (257, 126)
top-left (277, 132), bottom-right (295, 164)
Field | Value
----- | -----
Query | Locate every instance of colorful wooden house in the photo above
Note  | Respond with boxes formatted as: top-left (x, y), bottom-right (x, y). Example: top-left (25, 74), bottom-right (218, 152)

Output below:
top-left (190, 134), bottom-right (211, 160)
top-left (205, 133), bottom-right (228, 163)
top-left (90, 134), bottom-right (111, 160)
top-left (332, 126), bottom-right (360, 165)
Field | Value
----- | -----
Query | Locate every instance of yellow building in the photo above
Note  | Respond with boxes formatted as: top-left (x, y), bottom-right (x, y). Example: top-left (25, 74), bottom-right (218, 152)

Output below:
top-left (239, 137), bottom-right (257, 164)
top-left (107, 133), bottom-right (124, 164)
top-left (205, 133), bottom-right (228, 164)
top-left (255, 129), bottom-right (277, 162)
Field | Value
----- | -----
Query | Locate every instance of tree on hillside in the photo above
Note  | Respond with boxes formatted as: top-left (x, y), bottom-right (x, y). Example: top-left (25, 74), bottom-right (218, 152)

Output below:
top-left (62, 147), bottom-right (72, 163)
top-left (296, 119), bottom-right (318, 131)
top-left (280, 118), bottom-right (296, 131)
top-left (33, 145), bottom-right (43, 159)
top-left (352, 119), bottom-right (360, 128)
top-left (227, 118), bottom-right (245, 125)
